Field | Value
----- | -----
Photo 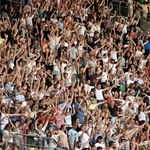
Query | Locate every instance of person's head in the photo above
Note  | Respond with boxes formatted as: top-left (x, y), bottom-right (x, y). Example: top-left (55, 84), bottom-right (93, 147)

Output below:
top-left (97, 147), bottom-right (103, 150)
top-left (29, 123), bottom-right (35, 130)
top-left (1, 105), bottom-right (6, 113)
top-left (90, 91), bottom-right (95, 97)
top-left (138, 105), bottom-right (144, 112)
top-left (77, 96), bottom-right (82, 103)
top-left (109, 141), bottom-right (116, 148)
top-left (128, 102), bottom-right (133, 108)
top-left (80, 125), bottom-right (86, 132)
top-left (15, 120), bottom-right (20, 128)
top-left (64, 73), bottom-right (68, 78)
top-left (87, 79), bottom-right (91, 85)
top-left (97, 83), bottom-right (101, 90)
top-left (130, 74), bottom-right (134, 80)
top-left (60, 124), bottom-right (66, 131)
top-left (72, 123), bottom-right (78, 130)
top-left (37, 122), bottom-right (43, 130)
top-left (76, 141), bottom-right (82, 148)
top-left (5, 124), bottom-right (11, 131)
top-left (75, 118), bottom-right (80, 124)
top-left (96, 136), bottom-right (103, 143)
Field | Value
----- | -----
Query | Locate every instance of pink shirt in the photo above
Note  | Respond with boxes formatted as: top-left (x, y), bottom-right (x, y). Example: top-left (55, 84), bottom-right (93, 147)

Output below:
top-left (55, 114), bottom-right (65, 129)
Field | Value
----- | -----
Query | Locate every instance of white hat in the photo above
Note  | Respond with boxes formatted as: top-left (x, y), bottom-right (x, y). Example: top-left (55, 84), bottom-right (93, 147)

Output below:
top-left (30, 112), bottom-right (35, 119)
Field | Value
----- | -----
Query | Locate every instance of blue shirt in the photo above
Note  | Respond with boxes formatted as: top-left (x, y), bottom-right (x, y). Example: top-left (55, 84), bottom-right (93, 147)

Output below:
top-left (144, 41), bottom-right (150, 50)
top-left (68, 129), bottom-right (78, 146)
top-left (74, 102), bottom-right (84, 124)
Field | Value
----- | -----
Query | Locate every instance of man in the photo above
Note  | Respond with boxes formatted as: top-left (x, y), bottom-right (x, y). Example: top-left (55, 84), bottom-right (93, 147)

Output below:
top-left (75, 141), bottom-right (82, 150)
top-left (68, 123), bottom-right (78, 150)
top-left (106, 141), bottom-right (117, 150)
top-left (78, 125), bottom-right (90, 149)
top-left (74, 97), bottom-right (85, 124)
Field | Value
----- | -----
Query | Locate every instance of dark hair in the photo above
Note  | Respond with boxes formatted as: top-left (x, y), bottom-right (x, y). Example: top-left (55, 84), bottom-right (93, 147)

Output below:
top-left (60, 124), bottom-right (66, 130)
top-left (5, 124), bottom-right (11, 130)
top-left (96, 136), bottom-right (103, 142)
top-left (109, 141), bottom-right (115, 147)
top-left (29, 123), bottom-right (35, 130)
top-left (97, 147), bottom-right (103, 150)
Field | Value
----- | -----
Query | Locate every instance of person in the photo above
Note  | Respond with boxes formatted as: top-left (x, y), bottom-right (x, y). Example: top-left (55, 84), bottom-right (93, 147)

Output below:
top-left (78, 125), bottom-right (90, 149)
top-left (2, 124), bottom-right (13, 150)
top-left (68, 123), bottom-right (78, 150)
top-left (0, 0), bottom-right (149, 150)
top-left (27, 123), bottom-right (39, 150)
top-left (59, 124), bottom-right (69, 149)
top-left (94, 136), bottom-right (105, 149)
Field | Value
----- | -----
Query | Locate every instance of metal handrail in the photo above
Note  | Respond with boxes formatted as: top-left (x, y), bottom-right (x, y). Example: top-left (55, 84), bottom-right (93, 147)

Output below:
top-left (110, 1), bottom-right (149, 20)
top-left (6, 0), bottom-right (22, 5)
top-left (3, 132), bottom-right (62, 150)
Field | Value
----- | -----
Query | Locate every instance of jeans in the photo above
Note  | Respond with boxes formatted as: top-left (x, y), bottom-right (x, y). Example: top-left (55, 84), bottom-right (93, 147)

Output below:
top-left (97, 100), bottom-right (103, 109)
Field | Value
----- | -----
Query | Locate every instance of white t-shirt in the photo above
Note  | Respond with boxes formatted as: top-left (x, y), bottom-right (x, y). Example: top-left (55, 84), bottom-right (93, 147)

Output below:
top-left (133, 102), bottom-right (139, 112)
top-left (138, 112), bottom-right (146, 121)
top-left (65, 115), bottom-right (72, 126)
top-left (121, 100), bottom-right (130, 112)
top-left (78, 25), bottom-right (86, 36)
top-left (135, 50), bottom-right (143, 57)
top-left (69, 47), bottom-right (78, 59)
top-left (84, 84), bottom-right (94, 94)
top-left (95, 89), bottom-right (104, 100)
top-left (26, 15), bottom-right (34, 27)
top-left (61, 62), bottom-right (67, 73)
top-left (78, 131), bottom-right (90, 148)
top-left (134, 78), bottom-right (144, 85)
top-left (111, 51), bottom-right (118, 62)
top-left (101, 72), bottom-right (108, 83)
top-left (122, 24), bottom-right (128, 33)
top-left (0, 113), bottom-right (9, 130)
top-left (95, 142), bottom-right (105, 148)
top-left (126, 79), bottom-right (134, 85)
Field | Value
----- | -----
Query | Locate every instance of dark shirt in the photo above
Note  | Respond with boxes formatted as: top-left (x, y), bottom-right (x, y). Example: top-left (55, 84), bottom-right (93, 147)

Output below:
top-left (108, 105), bottom-right (118, 117)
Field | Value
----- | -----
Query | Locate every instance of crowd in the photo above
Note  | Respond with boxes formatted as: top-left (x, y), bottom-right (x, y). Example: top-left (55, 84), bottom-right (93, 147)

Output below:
top-left (0, 0), bottom-right (150, 150)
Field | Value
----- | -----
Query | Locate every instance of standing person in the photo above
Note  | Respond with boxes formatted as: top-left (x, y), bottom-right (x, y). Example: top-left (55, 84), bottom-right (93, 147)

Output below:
top-left (78, 125), bottom-right (90, 150)
top-left (36, 119), bottom-right (49, 150)
top-left (137, 2), bottom-right (149, 18)
top-left (128, 0), bottom-right (134, 17)
top-left (13, 120), bottom-right (23, 150)
top-left (135, 105), bottom-right (150, 125)
top-left (59, 124), bottom-right (69, 149)
top-left (27, 123), bottom-right (39, 150)
top-left (68, 123), bottom-right (78, 150)
top-left (74, 97), bottom-right (85, 125)
top-left (2, 124), bottom-right (13, 150)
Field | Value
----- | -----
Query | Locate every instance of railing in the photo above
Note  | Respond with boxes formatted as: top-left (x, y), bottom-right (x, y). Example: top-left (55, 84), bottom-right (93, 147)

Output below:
top-left (0, 0), bottom-right (22, 13)
top-left (110, 0), bottom-right (150, 31)
top-left (2, 133), bottom-right (62, 150)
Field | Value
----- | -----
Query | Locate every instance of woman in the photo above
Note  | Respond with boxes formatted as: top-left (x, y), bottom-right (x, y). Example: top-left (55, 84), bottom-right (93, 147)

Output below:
top-left (135, 105), bottom-right (149, 125)
top-left (36, 118), bottom-right (49, 149)
top-left (95, 136), bottom-right (105, 149)
top-left (3, 124), bottom-right (13, 150)
top-left (27, 123), bottom-right (39, 150)
top-left (0, 105), bottom-right (9, 131)
top-left (13, 120), bottom-right (23, 150)
top-left (46, 127), bottom-right (61, 150)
